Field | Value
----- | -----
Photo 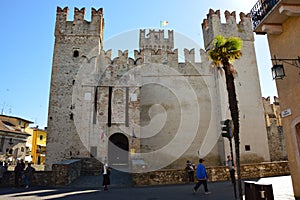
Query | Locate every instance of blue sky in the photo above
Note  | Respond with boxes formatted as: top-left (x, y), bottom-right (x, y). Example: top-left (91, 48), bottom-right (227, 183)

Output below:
top-left (0, 0), bottom-right (277, 128)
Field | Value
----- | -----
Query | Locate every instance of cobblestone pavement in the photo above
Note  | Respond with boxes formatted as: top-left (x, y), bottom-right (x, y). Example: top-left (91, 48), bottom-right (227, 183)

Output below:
top-left (0, 175), bottom-right (294, 200)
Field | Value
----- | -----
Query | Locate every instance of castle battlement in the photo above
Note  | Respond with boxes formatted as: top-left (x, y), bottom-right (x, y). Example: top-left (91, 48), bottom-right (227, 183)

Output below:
top-left (55, 7), bottom-right (104, 38)
top-left (100, 47), bottom-right (207, 80)
top-left (139, 29), bottom-right (174, 51)
top-left (98, 48), bottom-right (194, 86)
top-left (202, 9), bottom-right (254, 50)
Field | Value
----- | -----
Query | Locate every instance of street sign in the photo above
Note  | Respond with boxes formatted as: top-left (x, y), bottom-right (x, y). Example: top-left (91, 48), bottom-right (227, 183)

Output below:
top-left (281, 108), bottom-right (291, 118)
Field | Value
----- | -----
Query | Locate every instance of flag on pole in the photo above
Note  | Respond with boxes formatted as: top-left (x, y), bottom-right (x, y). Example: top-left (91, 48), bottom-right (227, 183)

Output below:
top-left (160, 20), bottom-right (168, 27)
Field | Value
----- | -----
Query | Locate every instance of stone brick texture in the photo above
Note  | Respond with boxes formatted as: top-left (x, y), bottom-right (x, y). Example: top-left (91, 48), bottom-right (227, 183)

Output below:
top-left (0, 160), bottom-right (289, 187)
top-left (132, 161), bottom-right (290, 186)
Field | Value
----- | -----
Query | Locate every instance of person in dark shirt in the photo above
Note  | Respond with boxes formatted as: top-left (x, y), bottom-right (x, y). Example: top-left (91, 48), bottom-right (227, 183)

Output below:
top-left (14, 160), bottom-right (22, 187)
top-left (25, 163), bottom-right (35, 188)
top-left (185, 160), bottom-right (195, 183)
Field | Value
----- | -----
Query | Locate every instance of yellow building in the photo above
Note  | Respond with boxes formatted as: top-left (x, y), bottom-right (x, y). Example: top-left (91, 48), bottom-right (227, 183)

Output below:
top-left (25, 127), bottom-right (47, 165)
top-left (251, 0), bottom-right (300, 198)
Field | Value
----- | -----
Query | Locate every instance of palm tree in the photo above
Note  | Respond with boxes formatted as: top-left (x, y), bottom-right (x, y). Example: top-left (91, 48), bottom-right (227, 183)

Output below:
top-left (208, 35), bottom-right (243, 199)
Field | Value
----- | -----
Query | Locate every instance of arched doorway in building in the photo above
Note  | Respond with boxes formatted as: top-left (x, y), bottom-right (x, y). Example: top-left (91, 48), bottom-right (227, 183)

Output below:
top-left (108, 133), bottom-right (129, 168)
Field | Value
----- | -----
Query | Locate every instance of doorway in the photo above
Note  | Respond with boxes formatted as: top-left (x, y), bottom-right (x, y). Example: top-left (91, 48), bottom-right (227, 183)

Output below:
top-left (108, 133), bottom-right (129, 167)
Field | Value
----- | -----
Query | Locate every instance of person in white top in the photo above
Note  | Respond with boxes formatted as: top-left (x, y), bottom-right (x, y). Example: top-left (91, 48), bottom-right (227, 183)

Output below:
top-left (102, 163), bottom-right (111, 191)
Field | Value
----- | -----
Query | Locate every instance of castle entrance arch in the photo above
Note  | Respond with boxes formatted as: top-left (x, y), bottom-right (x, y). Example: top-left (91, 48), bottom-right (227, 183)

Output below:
top-left (108, 133), bottom-right (129, 167)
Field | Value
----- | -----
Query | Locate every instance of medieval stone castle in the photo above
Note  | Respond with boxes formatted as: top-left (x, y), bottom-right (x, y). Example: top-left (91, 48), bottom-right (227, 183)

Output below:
top-left (45, 7), bottom-right (283, 172)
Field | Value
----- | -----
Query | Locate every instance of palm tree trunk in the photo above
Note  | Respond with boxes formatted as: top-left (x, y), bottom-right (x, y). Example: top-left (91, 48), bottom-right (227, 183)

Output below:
top-left (223, 64), bottom-right (242, 199)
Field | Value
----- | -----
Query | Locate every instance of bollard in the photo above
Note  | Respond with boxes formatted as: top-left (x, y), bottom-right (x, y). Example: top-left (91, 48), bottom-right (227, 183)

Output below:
top-left (244, 181), bottom-right (256, 200)
top-left (254, 183), bottom-right (274, 200)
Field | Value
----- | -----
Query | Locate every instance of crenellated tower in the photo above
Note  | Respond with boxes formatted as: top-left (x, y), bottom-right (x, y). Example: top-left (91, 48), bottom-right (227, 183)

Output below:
top-left (201, 9), bottom-right (270, 163)
top-left (139, 29), bottom-right (174, 51)
top-left (202, 9), bottom-right (253, 50)
top-left (55, 7), bottom-right (104, 41)
top-left (46, 7), bottom-right (104, 170)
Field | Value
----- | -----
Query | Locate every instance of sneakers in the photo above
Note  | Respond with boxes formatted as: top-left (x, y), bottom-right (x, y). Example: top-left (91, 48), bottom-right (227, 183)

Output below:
top-left (192, 188), bottom-right (196, 194)
top-left (193, 188), bottom-right (211, 195)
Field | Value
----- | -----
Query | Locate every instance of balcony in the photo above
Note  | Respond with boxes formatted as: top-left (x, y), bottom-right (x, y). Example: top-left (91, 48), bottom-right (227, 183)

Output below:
top-left (251, 0), bottom-right (300, 34)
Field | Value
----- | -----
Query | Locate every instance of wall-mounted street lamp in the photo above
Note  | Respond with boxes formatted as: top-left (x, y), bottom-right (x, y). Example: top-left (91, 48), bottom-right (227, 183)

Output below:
top-left (271, 55), bottom-right (300, 79)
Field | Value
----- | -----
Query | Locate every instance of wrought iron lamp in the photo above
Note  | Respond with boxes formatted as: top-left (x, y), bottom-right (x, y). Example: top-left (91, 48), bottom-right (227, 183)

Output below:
top-left (271, 55), bottom-right (300, 79)
top-left (272, 64), bottom-right (285, 79)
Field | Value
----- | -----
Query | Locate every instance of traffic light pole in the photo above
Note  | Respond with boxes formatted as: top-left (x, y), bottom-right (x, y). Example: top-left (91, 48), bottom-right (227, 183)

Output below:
top-left (229, 137), bottom-right (237, 199)
top-left (229, 137), bottom-right (234, 167)
top-left (221, 119), bottom-right (237, 198)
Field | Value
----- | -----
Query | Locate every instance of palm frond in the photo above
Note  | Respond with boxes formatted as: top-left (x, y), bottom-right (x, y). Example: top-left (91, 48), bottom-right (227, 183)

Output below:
top-left (208, 35), bottom-right (243, 73)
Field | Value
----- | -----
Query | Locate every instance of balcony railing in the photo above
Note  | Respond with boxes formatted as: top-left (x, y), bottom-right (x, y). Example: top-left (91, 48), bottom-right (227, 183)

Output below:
top-left (251, 0), bottom-right (280, 30)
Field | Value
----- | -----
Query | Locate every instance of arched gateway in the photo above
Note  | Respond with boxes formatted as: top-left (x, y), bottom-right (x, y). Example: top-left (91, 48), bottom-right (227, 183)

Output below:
top-left (108, 133), bottom-right (129, 168)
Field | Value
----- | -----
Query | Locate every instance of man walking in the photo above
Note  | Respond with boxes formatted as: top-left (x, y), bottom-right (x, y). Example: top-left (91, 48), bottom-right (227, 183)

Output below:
top-left (227, 155), bottom-right (235, 184)
top-left (193, 158), bottom-right (211, 194)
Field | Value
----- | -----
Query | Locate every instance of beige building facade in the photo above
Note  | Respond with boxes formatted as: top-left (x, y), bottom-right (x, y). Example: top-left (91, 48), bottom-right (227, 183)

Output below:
top-left (0, 115), bottom-right (32, 164)
top-left (46, 7), bottom-right (270, 172)
top-left (251, 0), bottom-right (300, 198)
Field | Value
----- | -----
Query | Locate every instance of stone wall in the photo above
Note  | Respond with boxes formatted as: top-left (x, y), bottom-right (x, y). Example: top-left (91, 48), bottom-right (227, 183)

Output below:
top-left (0, 171), bottom-right (54, 187)
top-left (0, 159), bottom-right (81, 187)
top-left (132, 161), bottom-right (290, 186)
top-left (52, 159), bottom-right (81, 185)
top-left (78, 157), bottom-right (103, 175)
top-left (0, 160), bottom-right (289, 187)
top-left (240, 161), bottom-right (289, 179)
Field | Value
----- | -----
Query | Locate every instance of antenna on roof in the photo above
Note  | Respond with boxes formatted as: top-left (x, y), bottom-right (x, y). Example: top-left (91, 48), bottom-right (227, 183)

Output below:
top-left (1, 101), bottom-right (6, 115)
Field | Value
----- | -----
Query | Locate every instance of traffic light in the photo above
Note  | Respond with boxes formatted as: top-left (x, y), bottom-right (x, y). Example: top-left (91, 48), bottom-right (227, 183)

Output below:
top-left (221, 119), bottom-right (233, 138)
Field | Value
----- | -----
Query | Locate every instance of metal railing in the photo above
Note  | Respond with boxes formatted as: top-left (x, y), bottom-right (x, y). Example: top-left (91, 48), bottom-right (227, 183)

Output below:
top-left (251, 0), bottom-right (280, 30)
